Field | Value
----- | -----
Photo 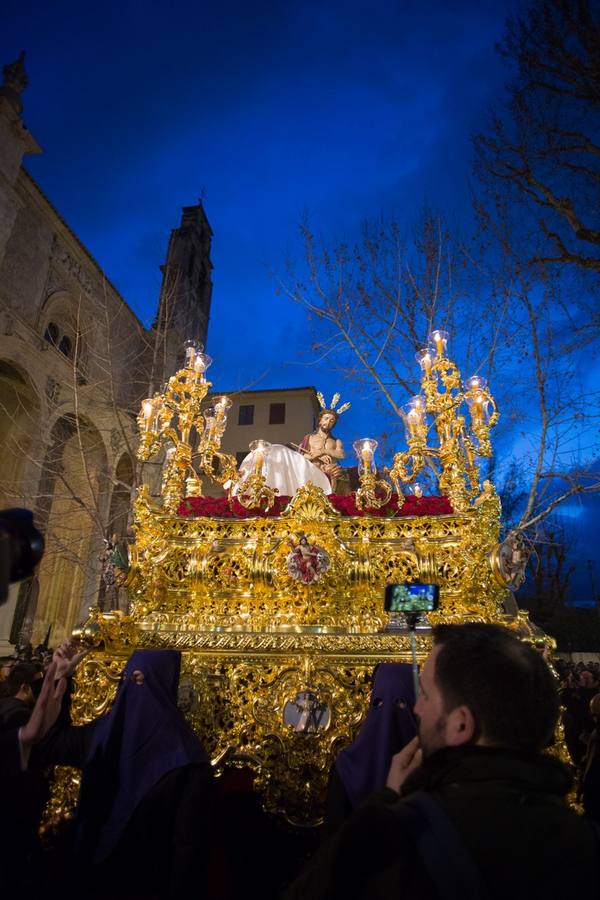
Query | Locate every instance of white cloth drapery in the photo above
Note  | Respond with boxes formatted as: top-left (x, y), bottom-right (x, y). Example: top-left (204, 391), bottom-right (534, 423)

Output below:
top-left (233, 444), bottom-right (332, 496)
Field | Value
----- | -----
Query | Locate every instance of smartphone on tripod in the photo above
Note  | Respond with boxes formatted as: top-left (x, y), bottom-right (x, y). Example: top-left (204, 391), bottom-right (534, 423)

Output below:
top-left (384, 582), bottom-right (439, 616)
top-left (384, 582), bottom-right (439, 698)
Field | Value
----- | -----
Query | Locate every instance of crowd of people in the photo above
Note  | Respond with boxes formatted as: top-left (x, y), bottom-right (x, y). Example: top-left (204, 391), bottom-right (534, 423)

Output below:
top-left (554, 657), bottom-right (600, 824)
top-left (1, 626), bottom-right (600, 898)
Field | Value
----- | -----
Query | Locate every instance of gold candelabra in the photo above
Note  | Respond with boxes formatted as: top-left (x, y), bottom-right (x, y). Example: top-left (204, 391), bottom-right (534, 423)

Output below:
top-left (136, 341), bottom-right (238, 512)
top-left (352, 439), bottom-right (393, 510)
top-left (234, 440), bottom-right (279, 511)
top-left (387, 329), bottom-right (499, 513)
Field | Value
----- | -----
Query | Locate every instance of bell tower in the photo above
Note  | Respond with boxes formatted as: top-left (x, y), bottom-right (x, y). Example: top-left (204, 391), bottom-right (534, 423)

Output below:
top-left (154, 202), bottom-right (213, 380)
top-left (0, 52), bottom-right (42, 271)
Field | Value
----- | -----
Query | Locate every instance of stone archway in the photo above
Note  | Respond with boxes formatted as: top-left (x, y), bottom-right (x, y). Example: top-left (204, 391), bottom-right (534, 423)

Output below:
top-left (0, 360), bottom-right (41, 651)
top-left (0, 360), bottom-right (41, 505)
top-left (32, 414), bottom-right (109, 645)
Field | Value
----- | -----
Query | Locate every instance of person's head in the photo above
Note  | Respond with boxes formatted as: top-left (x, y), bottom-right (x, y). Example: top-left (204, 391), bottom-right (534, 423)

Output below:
top-left (318, 410), bottom-right (337, 432)
top-left (580, 670), bottom-right (597, 689)
top-left (1, 661), bottom-right (41, 706)
top-left (116, 650), bottom-right (180, 700)
top-left (334, 663), bottom-right (416, 808)
top-left (414, 623), bottom-right (559, 757)
top-left (119, 668), bottom-right (145, 686)
top-left (590, 693), bottom-right (600, 721)
top-left (566, 671), bottom-right (579, 690)
top-left (0, 656), bottom-right (16, 681)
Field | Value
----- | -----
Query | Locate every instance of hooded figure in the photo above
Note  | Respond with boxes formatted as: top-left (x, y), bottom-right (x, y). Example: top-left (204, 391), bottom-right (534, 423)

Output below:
top-left (41, 649), bottom-right (214, 899)
top-left (325, 663), bottom-right (416, 834)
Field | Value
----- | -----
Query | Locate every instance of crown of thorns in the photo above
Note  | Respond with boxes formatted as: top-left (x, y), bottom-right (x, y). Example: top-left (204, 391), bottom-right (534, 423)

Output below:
top-left (316, 392), bottom-right (351, 416)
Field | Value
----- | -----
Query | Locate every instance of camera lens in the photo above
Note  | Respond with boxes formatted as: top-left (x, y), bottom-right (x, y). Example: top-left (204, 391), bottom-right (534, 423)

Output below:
top-left (0, 508), bottom-right (44, 586)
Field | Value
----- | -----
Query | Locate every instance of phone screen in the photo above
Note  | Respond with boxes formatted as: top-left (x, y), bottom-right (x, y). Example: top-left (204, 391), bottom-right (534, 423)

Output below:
top-left (384, 582), bottom-right (439, 614)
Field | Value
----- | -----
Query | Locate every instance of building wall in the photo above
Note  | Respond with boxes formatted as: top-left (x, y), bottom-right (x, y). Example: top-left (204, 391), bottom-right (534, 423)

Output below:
top-left (222, 387), bottom-right (320, 458)
top-left (0, 61), bottom-right (213, 650)
top-left (201, 387), bottom-right (321, 497)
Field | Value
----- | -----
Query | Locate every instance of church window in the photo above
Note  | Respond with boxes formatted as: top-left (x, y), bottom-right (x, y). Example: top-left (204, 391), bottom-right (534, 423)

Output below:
top-left (58, 335), bottom-right (73, 357)
top-left (269, 403), bottom-right (286, 425)
top-left (238, 405), bottom-right (254, 425)
top-left (44, 322), bottom-right (59, 345)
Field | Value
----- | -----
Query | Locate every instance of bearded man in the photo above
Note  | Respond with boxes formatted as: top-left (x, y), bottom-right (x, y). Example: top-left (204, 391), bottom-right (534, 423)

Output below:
top-left (286, 622), bottom-right (600, 899)
top-left (299, 409), bottom-right (345, 491)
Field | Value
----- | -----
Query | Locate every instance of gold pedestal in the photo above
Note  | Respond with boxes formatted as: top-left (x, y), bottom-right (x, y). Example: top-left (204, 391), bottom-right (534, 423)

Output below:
top-left (44, 482), bottom-right (553, 828)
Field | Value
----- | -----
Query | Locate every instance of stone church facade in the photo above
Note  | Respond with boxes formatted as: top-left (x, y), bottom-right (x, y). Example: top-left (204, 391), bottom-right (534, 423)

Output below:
top-left (0, 54), bottom-right (213, 650)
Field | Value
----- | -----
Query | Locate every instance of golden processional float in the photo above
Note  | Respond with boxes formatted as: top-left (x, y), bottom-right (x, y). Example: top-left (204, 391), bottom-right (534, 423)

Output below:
top-left (53, 330), bottom-right (546, 827)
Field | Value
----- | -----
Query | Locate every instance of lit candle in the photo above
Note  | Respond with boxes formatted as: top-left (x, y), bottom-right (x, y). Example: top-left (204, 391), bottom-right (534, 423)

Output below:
top-left (406, 408), bottom-right (420, 434)
top-left (413, 483), bottom-right (423, 498)
top-left (361, 441), bottom-right (373, 470)
top-left (249, 439), bottom-right (270, 475)
top-left (467, 375), bottom-right (487, 391)
top-left (204, 410), bottom-right (216, 437)
top-left (412, 396), bottom-right (425, 418)
top-left (141, 399), bottom-right (154, 431)
top-left (471, 394), bottom-right (484, 422)
top-left (353, 439), bottom-right (377, 472)
top-left (215, 396), bottom-right (230, 420)
top-left (429, 329), bottom-right (449, 356)
top-left (184, 343), bottom-right (196, 367)
top-left (193, 354), bottom-right (206, 375)
top-left (416, 348), bottom-right (435, 374)
top-left (251, 440), bottom-right (267, 474)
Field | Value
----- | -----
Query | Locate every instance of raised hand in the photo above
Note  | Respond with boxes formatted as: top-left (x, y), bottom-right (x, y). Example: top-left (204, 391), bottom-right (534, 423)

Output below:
top-left (386, 736), bottom-right (423, 794)
top-left (53, 640), bottom-right (88, 679)
top-left (20, 661), bottom-right (67, 749)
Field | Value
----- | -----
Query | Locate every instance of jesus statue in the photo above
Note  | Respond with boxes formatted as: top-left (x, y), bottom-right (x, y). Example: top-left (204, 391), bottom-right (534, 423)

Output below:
top-left (298, 408), bottom-right (345, 492)
top-left (233, 392), bottom-right (350, 497)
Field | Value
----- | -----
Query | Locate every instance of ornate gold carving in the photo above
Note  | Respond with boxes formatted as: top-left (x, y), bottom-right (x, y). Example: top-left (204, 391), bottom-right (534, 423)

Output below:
top-left (282, 483), bottom-right (341, 520)
top-left (55, 333), bottom-right (563, 828)
top-left (41, 766), bottom-right (81, 835)
top-left (136, 347), bottom-right (238, 510)
top-left (235, 471), bottom-right (278, 512)
top-left (387, 336), bottom-right (499, 512)
top-left (490, 533), bottom-right (529, 591)
top-left (123, 502), bottom-right (506, 634)
top-left (355, 467), bottom-right (393, 511)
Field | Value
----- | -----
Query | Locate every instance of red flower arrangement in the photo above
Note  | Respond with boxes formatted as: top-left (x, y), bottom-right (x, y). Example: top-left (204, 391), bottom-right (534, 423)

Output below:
top-left (331, 493), bottom-right (452, 518)
top-left (177, 493), bottom-right (452, 519)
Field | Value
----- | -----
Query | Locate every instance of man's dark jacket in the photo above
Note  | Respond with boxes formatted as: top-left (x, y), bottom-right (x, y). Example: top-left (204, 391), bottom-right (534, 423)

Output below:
top-left (285, 745), bottom-right (600, 899)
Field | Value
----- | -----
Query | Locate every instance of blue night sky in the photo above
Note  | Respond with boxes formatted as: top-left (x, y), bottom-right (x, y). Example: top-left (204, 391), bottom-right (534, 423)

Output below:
top-left (3, 0), bottom-right (599, 604)
top-left (2, 0), bottom-right (524, 439)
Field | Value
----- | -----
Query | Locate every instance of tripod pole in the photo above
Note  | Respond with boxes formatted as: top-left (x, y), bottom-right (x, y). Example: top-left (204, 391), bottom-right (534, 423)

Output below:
top-left (407, 614), bottom-right (419, 698)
